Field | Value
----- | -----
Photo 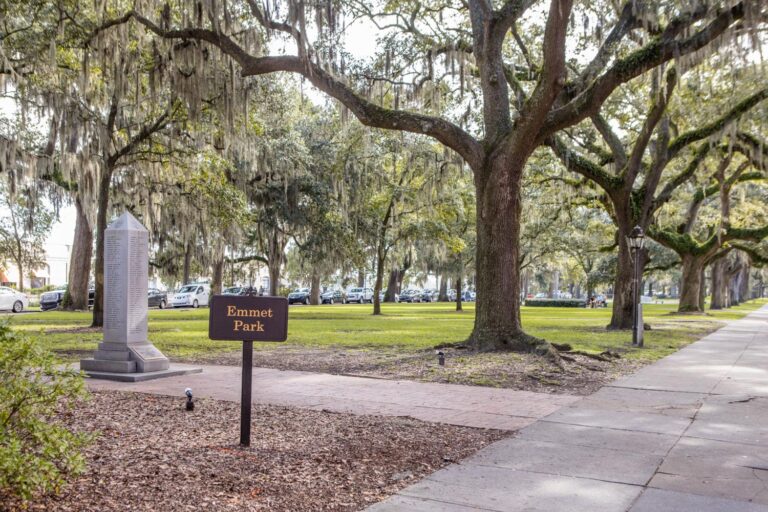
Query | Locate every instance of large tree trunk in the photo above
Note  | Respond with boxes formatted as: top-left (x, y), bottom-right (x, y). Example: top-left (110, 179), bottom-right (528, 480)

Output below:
top-left (394, 251), bottom-right (412, 294)
top-left (268, 262), bottom-right (280, 296)
top-left (182, 242), bottom-right (192, 285)
top-left (738, 262), bottom-right (750, 303)
top-left (710, 259), bottom-right (726, 309)
top-left (609, 224), bottom-right (637, 329)
top-left (16, 259), bottom-right (24, 293)
top-left (211, 256), bottom-right (224, 295)
top-left (267, 229), bottom-right (284, 296)
top-left (678, 255), bottom-right (705, 312)
top-left (384, 269), bottom-right (398, 302)
top-left (310, 267), bottom-right (321, 305)
top-left (64, 197), bottom-right (93, 310)
top-left (729, 261), bottom-right (745, 306)
top-left (698, 266), bottom-right (707, 311)
top-left (373, 252), bottom-right (385, 315)
top-left (468, 158), bottom-right (547, 353)
top-left (438, 272), bottom-right (448, 302)
top-left (455, 271), bottom-right (463, 312)
top-left (92, 168), bottom-right (112, 328)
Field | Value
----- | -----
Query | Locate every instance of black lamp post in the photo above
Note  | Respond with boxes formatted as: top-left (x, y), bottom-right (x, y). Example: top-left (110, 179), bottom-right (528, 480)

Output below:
top-left (627, 226), bottom-right (645, 347)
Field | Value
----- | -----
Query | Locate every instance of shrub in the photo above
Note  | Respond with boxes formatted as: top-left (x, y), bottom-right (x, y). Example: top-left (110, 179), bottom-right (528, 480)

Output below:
top-left (524, 299), bottom-right (586, 308)
top-left (0, 322), bottom-right (90, 500)
top-left (27, 285), bottom-right (58, 295)
top-left (60, 287), bottom-right (72, 309)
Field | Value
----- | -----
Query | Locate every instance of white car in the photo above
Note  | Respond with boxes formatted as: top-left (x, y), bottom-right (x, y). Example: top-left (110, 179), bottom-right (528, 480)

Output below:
top-left (0, 286), bottom-right (28, 312)
top-left (346, 287), bottom-right (374, 304)
top-left (170, 284), bottom-right (210, 308)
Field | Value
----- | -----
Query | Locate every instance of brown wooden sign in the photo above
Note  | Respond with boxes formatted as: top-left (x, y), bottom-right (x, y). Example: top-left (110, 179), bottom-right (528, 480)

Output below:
top-left (208, 295), bottom-right (288, 342)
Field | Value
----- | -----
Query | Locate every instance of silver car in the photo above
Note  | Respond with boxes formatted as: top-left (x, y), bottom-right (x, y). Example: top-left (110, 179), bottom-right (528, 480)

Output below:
top-left (0, 286), bottom-right (29, 312)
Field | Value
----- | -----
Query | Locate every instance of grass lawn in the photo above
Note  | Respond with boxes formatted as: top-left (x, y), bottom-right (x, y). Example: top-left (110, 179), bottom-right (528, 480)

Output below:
top-left (7, 299), bottom-right (767, 364)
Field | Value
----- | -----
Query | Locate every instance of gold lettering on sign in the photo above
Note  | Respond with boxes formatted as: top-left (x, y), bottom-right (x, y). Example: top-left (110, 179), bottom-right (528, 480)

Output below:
top-left (233, 320), bottom-right (266, 332)
top-left (226, 305), bottom-right (273, 318)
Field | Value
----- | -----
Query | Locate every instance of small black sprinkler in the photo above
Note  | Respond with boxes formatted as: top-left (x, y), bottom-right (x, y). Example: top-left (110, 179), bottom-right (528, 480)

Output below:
top-left (185, 388), bottom-right (195, 411)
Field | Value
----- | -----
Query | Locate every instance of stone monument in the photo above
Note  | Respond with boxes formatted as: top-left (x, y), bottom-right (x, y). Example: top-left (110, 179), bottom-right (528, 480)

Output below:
top-left (81, 212), bottom-right (182, 379)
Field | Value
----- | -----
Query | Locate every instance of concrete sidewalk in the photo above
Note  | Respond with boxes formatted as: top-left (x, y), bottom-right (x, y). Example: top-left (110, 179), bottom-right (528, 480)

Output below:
top-left (86, 364), bottom-right (579, 431)
top-left (370, 305), bottom-right (768, 512)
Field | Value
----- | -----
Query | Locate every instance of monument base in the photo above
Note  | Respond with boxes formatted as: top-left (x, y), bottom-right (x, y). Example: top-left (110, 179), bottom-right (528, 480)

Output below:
top-left (81, 341), bottom-right (170, 374)
top-left (80, 363), bottom-right (203, 382)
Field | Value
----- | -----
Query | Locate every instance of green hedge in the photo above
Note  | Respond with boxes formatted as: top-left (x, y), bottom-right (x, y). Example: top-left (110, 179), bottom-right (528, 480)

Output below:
top-left (524, 299), bottom-right (586, 308)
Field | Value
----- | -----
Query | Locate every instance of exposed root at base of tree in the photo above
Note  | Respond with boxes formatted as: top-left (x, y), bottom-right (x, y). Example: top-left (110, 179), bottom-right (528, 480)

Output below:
top-left (466, 331), bottom-right (563, 368)
top-left (552, 343), bottom-right (622, 363)
top-left (433, 341), bottom-right (469, 350)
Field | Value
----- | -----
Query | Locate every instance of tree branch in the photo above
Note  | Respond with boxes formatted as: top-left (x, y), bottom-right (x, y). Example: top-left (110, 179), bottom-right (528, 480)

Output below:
top-left (128, 11), bottom-right (484, 169)
top-left (667, 87), bottom-right (768, 159)
top-left (545, 2), bottom-right (750, 134)
top-left (546, 135), bottom-right (622, 192)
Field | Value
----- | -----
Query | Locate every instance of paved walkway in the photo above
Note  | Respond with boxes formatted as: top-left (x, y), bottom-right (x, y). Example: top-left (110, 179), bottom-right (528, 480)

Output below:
top-left (86, 365), bottom-right (579, 431)
top-left (370, 304), bottom-right (768, 511)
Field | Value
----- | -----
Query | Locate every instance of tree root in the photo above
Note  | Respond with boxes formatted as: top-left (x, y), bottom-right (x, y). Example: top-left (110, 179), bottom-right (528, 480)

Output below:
top-left (466, 330), bottom-right (564, 368)
top-left (433, 341), bottom-right (468, 350)
top-left (553, 342), bottom-right (621, 364)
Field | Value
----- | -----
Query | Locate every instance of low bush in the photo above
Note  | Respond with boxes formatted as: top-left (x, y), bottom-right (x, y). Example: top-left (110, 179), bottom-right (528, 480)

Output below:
top-left (27, 285), bottom-right (58, 295)
top-left (0, 322), bottom-right (91, 501)
top-left (524, 299), bottom-right (586, 308)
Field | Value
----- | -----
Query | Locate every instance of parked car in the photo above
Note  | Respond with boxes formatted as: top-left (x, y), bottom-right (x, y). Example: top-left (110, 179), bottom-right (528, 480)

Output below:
top-left (148, 288), bottom-right (167, 308)
top-left (0, 286), bottom-right (29, 312)
top-left (378, 289), bottom-right (399, 303)
top-left (40, 288), bottom-right (67, 311)
top-left (447, 289), bottom-right (457, 302)
top-left (321, 290), bottom-right (345, 304)
top-left (288, 288), bottom-right (311, 305)
top-left (399, 289), bottom-right (422, 303)
top-left (347, 287), bottom-right (373, 304)
top-left (461, 290), bottom-right (476, 302)
top-left (421, 289), bottom-right (438, 302)
top-left (223, 286), bottom-right (243, 295)
top-left (170, 283), bottom-right (210, 308)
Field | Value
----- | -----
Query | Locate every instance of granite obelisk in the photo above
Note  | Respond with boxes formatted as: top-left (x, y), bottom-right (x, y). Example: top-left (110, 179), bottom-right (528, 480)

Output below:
top-left (81, 212), bottom-right (170, 374)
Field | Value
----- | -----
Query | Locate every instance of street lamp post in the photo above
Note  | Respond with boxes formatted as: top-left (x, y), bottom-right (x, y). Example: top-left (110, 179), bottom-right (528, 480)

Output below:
top-left (627, 226), bottom-right (646, 347)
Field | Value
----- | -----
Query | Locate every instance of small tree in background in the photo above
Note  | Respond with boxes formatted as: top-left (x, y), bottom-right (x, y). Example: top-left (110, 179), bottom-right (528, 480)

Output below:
top-left (0, 322), bottom-right (90, 501)
top-left (0, 187), bottom-right (54, 292)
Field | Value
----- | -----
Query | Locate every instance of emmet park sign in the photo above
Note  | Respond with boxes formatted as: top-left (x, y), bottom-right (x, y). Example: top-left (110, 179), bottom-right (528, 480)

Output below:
top-left (208, 294), bottom-right (288, 447)
top-left (209, 295), bottom-right (288, 341)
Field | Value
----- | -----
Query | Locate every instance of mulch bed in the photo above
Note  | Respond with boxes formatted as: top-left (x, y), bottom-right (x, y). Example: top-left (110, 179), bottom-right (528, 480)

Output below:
top-left (4, 391), bottom-right (506, 512)
top-left (191, 345), bottom-right (643, 396)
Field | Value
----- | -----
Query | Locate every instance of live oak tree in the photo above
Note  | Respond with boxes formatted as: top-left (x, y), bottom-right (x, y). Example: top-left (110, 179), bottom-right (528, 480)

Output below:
top-left (95, 0), bottom-right (765, 353)
top-left (0, 1), bottom-right (190, 324)
top-left (650, 144), bottom-right (768, 312)
top-left (550, 52), bottom-right (768, 327)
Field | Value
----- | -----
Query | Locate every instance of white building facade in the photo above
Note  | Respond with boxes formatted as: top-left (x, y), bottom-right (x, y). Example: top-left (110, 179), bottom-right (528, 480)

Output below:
top-left (2, 241), bottom-right (72, 290)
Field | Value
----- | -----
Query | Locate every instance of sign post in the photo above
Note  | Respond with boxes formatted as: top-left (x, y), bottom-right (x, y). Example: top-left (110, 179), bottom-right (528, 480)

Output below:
top-left (209, 295), bottom-right (288, 447)
top-left (240, 340), bottom-right (253, 446)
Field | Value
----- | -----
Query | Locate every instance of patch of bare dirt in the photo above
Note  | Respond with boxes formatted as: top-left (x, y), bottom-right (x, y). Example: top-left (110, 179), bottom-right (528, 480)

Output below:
top-left (4, 391), bottom-right (506, 512)
top-left (188, 345), bottom-right (644, 396)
